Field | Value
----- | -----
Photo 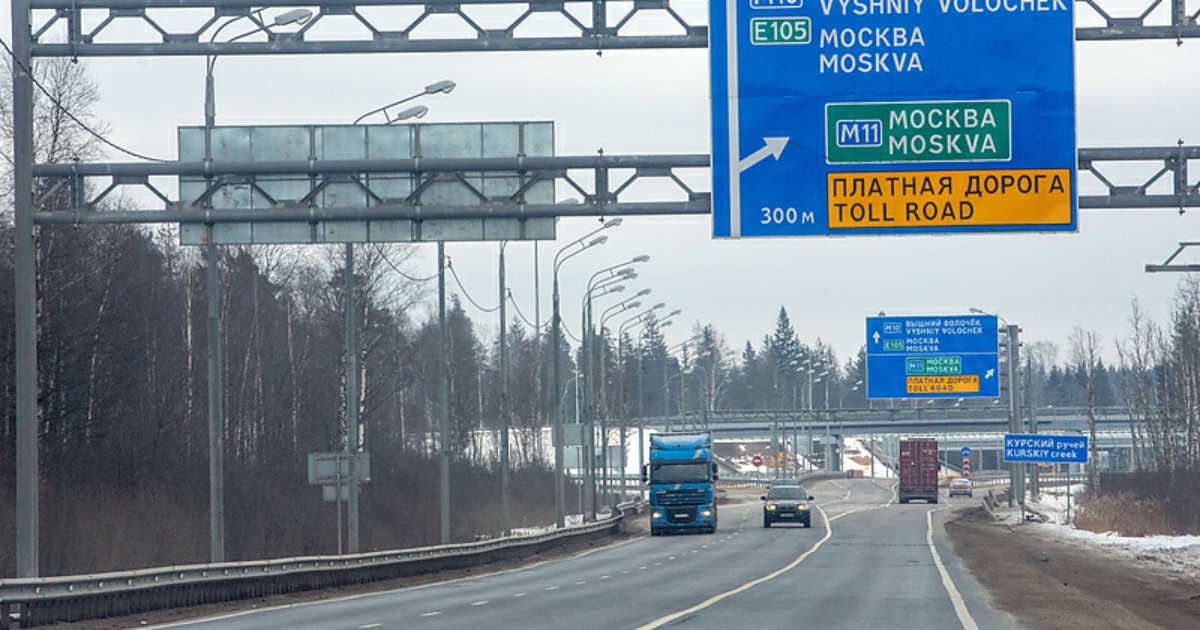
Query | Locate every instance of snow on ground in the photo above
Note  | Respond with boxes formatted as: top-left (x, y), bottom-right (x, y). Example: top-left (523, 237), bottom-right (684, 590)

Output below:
top-left (842, 437), bottom-right (896, 479)
top-left (993, 484), bottom-right (1200, 582)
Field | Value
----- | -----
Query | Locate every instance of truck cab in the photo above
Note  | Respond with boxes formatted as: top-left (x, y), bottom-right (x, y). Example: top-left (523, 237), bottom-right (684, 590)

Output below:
top-left (643, 432), bottom-right (719, 535)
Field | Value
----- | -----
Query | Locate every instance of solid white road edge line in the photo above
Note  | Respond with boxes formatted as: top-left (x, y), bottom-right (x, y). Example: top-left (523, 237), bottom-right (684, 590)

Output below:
top-left (926, 508), bottom-right (981, 630)
top-left (636, 505), bottom-right (844, 630)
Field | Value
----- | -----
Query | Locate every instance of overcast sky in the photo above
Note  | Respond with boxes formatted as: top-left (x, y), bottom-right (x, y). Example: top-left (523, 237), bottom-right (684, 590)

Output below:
top-left (6, 3), bottom-right (1200, 368)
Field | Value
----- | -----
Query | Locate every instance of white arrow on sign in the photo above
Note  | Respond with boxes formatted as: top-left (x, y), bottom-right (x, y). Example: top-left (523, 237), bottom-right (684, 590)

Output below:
top-left (738, 137), bottom-right (789, 173)
top-left (872, 331), bottom-right (881, 344)
top-left (985, 369), bottom-right (995, 379)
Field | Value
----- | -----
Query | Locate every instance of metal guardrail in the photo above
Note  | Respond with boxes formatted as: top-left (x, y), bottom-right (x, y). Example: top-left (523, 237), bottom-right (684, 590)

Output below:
top-left (0, 502), bottom-right (642, 628)
top-left (719, 470), bottom-right (853, 489)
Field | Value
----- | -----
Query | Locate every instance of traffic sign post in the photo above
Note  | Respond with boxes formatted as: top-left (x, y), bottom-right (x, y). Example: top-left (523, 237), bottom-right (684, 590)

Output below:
top-left (710, 0), bottom-right (1076, 238)
top-left (866, 314), bottom-right (999, 399)
top-left (1003, 434), bottom-right (1089, 464)
top-left (962, 457), bottom-right (970, 478)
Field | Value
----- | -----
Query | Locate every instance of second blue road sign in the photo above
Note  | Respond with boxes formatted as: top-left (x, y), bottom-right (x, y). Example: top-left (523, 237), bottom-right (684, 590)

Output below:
top-left (866, 314), bottom-right (999, 399)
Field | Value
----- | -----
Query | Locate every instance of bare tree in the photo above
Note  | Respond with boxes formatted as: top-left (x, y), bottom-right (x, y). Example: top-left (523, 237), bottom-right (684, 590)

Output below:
top-left (1069, 327), bottom-right (1103, 490)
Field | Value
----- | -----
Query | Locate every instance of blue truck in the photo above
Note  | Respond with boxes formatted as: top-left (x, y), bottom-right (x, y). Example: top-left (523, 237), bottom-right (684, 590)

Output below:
top-left (643, 432), bottom-right (719, 535)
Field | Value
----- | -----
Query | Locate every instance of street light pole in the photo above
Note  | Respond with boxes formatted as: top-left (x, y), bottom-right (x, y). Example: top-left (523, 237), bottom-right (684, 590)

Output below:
top-left (201, 7), bottom-right (311, 564)
top-left (551, 220), bottom-right (620, 527)
top-left (499, 242), bottom-right (511, 535)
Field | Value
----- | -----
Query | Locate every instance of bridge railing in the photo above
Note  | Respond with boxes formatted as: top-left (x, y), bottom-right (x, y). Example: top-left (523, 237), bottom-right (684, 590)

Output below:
top-left (0, 502), bottom-right (642, 629)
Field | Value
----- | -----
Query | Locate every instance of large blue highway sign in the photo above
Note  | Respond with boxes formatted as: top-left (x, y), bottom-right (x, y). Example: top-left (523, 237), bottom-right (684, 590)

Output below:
top-left (866, 314), bottom-right (999, 399)
top-left (1003, 434), bottom-right (1088, 464)
top-left (710, 0), bottom-right (1076, 238)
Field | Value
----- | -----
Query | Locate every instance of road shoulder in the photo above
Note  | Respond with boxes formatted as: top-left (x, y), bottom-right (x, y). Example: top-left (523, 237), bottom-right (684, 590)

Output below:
top-left (945, 507), bottom-right (1200, 629)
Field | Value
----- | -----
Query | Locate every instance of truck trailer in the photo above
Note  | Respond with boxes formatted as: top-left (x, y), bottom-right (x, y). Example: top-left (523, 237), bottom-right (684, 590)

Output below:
top-left (643, 432), bottom-right (719, 535)
top-left (898, 438), bottom-right (939, 504)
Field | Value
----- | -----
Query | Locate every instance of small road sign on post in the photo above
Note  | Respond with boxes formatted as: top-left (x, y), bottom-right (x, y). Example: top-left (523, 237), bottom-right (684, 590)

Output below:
top-left (753, 454), bottom-right (764, 467)
top-left (1003, 434), bottom-right (1089, 464)
top-left (961, 446), bottom-right (971, 458)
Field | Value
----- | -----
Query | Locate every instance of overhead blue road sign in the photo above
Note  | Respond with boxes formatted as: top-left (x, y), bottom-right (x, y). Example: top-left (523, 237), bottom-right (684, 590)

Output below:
top-left (960, 446), bottom-right (971, 458)
top-left (1003, 434), bottom-right (1088, 464)
top-left (866, 314), bottom-right (998, 399)
top-left (710, 0), bottom-right (1076, 238)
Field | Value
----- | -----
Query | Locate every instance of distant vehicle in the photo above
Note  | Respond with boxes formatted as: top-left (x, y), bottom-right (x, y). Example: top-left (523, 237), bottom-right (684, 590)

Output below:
top-left (762, 485), bottom-right (814, 528)
top-left (948, 478), bottom-right (973, 498)
top-left (644, 432), bottom-right (719, 535)
top-left (899, 439), bottom-right (939, 504)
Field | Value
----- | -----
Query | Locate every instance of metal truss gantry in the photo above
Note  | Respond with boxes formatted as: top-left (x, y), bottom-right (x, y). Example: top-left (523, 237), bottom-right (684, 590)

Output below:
top-left (21, 0), bottom-right (1200, 57)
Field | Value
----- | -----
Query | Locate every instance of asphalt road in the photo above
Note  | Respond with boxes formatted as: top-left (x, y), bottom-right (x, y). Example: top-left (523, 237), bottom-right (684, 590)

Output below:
top-left (153, 479), bottom-right (1015, 630)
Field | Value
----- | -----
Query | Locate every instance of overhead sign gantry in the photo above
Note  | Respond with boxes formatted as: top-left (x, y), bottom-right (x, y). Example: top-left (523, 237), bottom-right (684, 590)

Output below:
top-left (710, 0), bottom-right (1077, 238)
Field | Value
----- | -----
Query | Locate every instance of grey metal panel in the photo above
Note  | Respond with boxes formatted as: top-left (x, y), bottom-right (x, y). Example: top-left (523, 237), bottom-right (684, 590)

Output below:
top-left (211, 127), bottom-right (253, 161)
top-left (177, 127), bottom-right (205, 163)
top-left (419, 124), bottom-right (483, 159)
top-left (252, 127), bottom-right (309, 161)
top-left (365, 125), bottom-right (413, 159)
top-left (525, 123), bottom-right (555, 157)
top-left (365, 175), bottom-right (413, 201)
top-left (483, 218), bottom-right (555, 241)
top-left (323, 221), bottom-right (369, 243)
top-left (179, 223), bottom-right (206, 245)
top-left (175, 122), bottom-right (559, 240)
top-left (319, 126), bottom-right (367, 160)
top-left (422, 219), bottom-right (487, 241)
top-left (214, 222), bottom-right (253, 243)
top-left (482, 124), bottom-right (520, 158)
top-left (322, 181), bottom-right (369, 210)
top-left (253, 223), bottom-right (313, 244)
top-left (370, 220), bottom-right (415, 242)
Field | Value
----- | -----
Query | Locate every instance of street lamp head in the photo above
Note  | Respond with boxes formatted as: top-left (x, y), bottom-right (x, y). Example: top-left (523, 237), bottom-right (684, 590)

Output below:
top-left (610, 285), bottom-right (627, 293)
top-left (635, 288), bottom-right (651, 297)
top-left (425, 79), bottom-right (456, 94)
top-left (651, 302), bottom-right (666, 310)
top-left (667, 309), bottom-right (682, 317)
top-left (661, 320), bottom-right (674, 328)
top-left (588, 235), bottom-right (608, 248)
top-left (632, 254), bottom-right (651, 263)
top-left (273, 9), bottom-right (314, 26)
top-left (603, 218), bottom-right (623, 229)
top-left (627, 301), bottom-right (642, 310)
top-left (617, 267), bottom-right (636, 277)
top-left (392, 105), bottom-right (428, 121)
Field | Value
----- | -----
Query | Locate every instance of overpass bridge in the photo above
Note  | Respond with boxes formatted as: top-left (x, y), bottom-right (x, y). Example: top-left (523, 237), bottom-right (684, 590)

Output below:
top-left (635, 406), bottom-right (1134, 437)
top-left (622, 406), bottom-right (1142, 473)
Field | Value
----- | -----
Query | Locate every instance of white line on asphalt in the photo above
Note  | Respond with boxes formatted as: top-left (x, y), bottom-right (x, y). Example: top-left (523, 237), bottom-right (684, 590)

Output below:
top-left (600, 575), bottom-right (611, 580)
top-left (575, 581), bottom-right (587, 586)
top-left (419, 612), bottom-right (442, 618)
top-left (470, 601), bottom-right (489, 607)
top-left (358, 624), bottom-right (382, 629)
top-left (513, 593), bottom-right (527, 598)
top-left (545, 586), bottom-right (559, 591)
top-left (926, 509), bottom-right (980, 630)
top-left (636, 505), bottom-right (838, 630)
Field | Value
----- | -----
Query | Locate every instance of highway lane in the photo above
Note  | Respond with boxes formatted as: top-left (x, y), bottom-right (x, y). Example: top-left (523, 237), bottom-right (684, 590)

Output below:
top-left (153, 480), bottom-right (1014, 630)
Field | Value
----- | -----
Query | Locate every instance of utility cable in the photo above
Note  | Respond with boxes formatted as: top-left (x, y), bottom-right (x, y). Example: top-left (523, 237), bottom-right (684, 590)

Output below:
top-left (0, 37), bottom-right (172, 163)
top-left (446, 256), bottom-right (500, 313)
top-left (376, 246), bottom-right (442, 283)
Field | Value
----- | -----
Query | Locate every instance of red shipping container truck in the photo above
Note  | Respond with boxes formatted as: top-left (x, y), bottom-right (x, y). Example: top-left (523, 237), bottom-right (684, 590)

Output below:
top-left (899, 439), bottom-right (939, 504)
